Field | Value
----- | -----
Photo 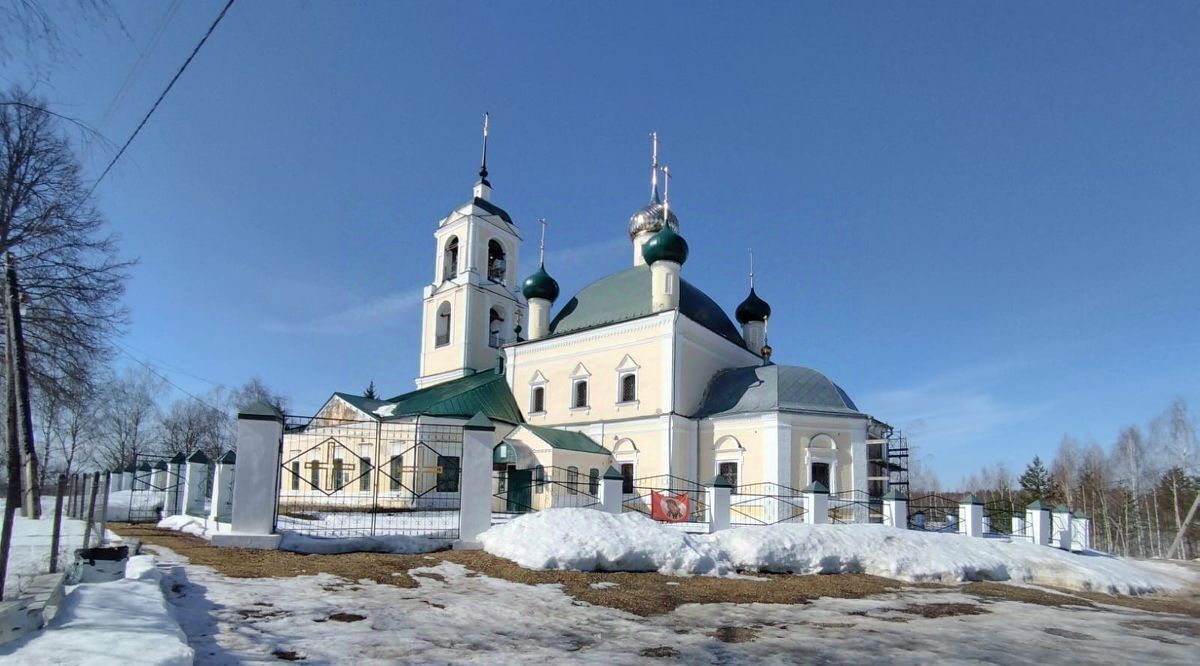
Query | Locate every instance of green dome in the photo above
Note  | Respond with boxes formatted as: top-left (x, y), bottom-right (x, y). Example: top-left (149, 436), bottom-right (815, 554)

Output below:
top-left (641, 226), bottom-right (689, 266)
top-left (521, 264), bottom-right (560, 302)
top-left (735, 287), bottom-right (771, 324)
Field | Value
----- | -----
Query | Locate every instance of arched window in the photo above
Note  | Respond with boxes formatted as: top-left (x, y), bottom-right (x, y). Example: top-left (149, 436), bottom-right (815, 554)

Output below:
top-left (530, 386), bottom-right (545, 413)
top-left (489, 308), bottom-right (504, 347)
top-left (435, 302), bottom-right (452, 346)
top-left (443, 237), bottom-right (459, 281)
top-left (588, 468), bottom-right (600, 496)
top-left (487, 240), bottom-right (506, 282)
top-left (572, 380), bottom-right (588, 409)
top-left (534, 465), bottom-right (545, 494)
top-left (620, 374), bottom-right (637, 403)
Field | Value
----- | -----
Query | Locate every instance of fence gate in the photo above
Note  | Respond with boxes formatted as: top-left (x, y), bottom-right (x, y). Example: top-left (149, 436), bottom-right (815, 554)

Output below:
top-left (276, 415), bottom-right (463, 541)
top-left (907, 494), bottom-right (961, 533)
top-left (123, 454), bottom-right (180, 523)
top-left (491, 465), bottom-right (600, 523)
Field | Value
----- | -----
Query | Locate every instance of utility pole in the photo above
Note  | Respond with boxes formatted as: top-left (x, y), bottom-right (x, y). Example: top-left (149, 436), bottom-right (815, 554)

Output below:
top-left (5, 254), bottom-right (40, 518)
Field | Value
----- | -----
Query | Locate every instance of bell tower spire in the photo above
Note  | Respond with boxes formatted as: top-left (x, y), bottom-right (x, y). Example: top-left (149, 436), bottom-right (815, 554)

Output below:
top-left (474, 112), bottom-right (491, 200)
top-left (650, 131), bottom-right (660, 203)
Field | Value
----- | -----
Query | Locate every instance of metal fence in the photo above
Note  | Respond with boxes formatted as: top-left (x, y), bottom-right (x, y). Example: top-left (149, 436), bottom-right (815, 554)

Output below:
top-left (730, 482), bottom-right (807, 527)
top-left (828, 489), bottom-right (884, 524)
top-left (123, 454), bottom-right (181, 522)
top-left (276, 415), bottom-right (464, 540)
top-left (491, 465), bottom-right (600, 521)
top-left (907, 494), bottom-right (961, 533)
top-left (623, 474), bottom-right (709, 532)
top-left (983, 499), bottom-right (1030, 541)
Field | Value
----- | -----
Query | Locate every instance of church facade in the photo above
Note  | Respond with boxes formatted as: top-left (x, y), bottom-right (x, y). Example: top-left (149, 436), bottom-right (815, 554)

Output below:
top-left (285, 132), bottom-right (897, 516)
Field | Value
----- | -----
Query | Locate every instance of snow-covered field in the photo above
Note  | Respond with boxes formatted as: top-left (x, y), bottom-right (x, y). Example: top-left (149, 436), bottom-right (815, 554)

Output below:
top-left (275, 509), bottom-right (459, 539)
top-left (105, 490), bottom-right (166, 522)
top-left (137, 544), bottom-right (1200, 664)
top-left (481, 509), bottom-right (1198, 594)
top-left (0, 499), bottom-right (110, 598)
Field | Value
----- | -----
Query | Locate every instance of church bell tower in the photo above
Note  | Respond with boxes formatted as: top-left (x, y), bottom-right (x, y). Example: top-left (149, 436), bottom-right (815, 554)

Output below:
top-left (416, 115), bottom-right (525, 388)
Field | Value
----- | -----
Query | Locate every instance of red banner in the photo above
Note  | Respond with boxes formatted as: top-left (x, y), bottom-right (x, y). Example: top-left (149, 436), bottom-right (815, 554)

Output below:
top-left (650, 491), bottom-right (691, 522)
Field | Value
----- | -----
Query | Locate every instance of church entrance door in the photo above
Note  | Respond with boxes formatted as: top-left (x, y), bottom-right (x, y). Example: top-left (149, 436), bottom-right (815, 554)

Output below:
top-left (507, 468), bottom-right (532, 513)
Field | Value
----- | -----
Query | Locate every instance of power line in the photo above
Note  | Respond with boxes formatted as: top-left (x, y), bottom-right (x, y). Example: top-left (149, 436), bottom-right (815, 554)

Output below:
top-left (111, 341), bottom-right (227, 414)
top-left (86, 0), bottom-right (236, 199)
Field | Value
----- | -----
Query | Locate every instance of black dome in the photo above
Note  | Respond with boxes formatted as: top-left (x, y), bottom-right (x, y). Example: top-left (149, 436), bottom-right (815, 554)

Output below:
top-left (735, 287), bottom-right (771, 324)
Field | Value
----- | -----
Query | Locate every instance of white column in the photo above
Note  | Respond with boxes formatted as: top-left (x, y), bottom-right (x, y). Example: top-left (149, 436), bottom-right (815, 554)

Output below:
top-left (151, 464), bottom-right (167, 491)
top-left (882, 490), bottom-right (908, 529)
top-left (209, 451), bottom-right (236, 524)
top-left (527, 297), bottom-right (551, 340)
top-left (707, 476), bottom-right (731, 533)
top-left (183, 451), bottom-right (210, 516)
top-left (456, 413), bottom-right (495, 549)
top-left (599, 466), bottom-right (624, 514)
top-left (804, 482), bottom-right (829, 525)
top-left (111, 468), bottom-right (124, 492)
top-left (166, 455), bottom-right (186, 517)
top-left (121, 468), bottom-right (134, 492)
top-left (650, 260), bottom-right (680, 312)
top-left (1026, 502), bottom-right (1052, 546)
top-left (134, 464), bottom-right (151, 491)
top-left (1052, 504), bottom-right (1074, 551)
top-left (960, 495), bottom-right (984, 537)
top-left (215, 404), bottom-right (284, 548)
top-left (1072, 512), bottom-right (1091, 551)
top-left (1012, 514), bottom-right (1027, 539)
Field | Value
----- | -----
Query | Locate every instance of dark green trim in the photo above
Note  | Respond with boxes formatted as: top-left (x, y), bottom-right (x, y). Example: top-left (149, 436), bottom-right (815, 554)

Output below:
top-left (187, 450), bottom-right (210, 464)
top-left (804, 481), bottom-right (829, 494)
top-left (217, 450), bottom-right (236, 464)
top-left (603, 466), bottom-right (624, 481)
top-left (170, 453), bottom-right (187, 465)
top-left (708, 475), bottom-right (733, 489)
top-left (882, 489), bottom-right (908, 501)
top-left (960, 493), bottom-right (984, 506)
top-left (464, 412), bottom-right (495, 432)
top-left (1027, 500), bottom-right (1048, 510)
top-left (238, 412), bottom-right (284, 423)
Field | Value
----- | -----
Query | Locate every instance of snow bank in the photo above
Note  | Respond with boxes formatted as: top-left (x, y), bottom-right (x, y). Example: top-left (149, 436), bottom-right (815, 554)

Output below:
top-left (481, 509), bottom-right (1198, 595)
top-left (157, 514), bottom-right (210, 539)
top-left (279, 531), bottom-right (445, 555)
top-left (0, 555), bottom-right (193, 665)
top-left (105, 490), bottom-right (163, 521)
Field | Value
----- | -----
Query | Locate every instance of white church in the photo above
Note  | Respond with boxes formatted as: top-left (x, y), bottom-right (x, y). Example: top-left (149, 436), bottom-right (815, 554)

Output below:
top-left (290, 127), bottom-right (900, 515)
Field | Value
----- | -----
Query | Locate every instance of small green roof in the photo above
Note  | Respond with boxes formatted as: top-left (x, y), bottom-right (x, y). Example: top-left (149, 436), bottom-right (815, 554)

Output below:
top-left (547, 265), bottom-right (746, 349)
top-left (380, 373), bottom-right (523, 424)
top-left (642, 226), bottom-right (689, 266)
top-left (521, 264), bottom-right (560, 302)
top-left (518, 424), bottom-right (609, 455)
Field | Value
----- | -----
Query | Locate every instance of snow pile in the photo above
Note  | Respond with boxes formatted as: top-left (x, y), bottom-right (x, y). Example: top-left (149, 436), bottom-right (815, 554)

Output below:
top-left (157, 514), bottom-right (210, 538)
top-left (481, 509), bottom-right (724, 575)
top-left (279, 531), bottom-right (445, 555)
top-left (0, 555), bottom-right (193, 665)
top-left (481, 509), bottom-right (1197, 595)
top-left (105, 490), bottom-right (163, 521)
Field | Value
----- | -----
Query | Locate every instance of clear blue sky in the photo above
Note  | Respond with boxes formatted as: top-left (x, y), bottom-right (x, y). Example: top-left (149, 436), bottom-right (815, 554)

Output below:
top-left (3, 1), bottom-right (1197, 484)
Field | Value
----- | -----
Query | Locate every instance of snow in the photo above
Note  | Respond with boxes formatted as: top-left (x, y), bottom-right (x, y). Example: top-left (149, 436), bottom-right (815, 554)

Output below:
top-left (0, 499), bottom-right (117, 598)
top-left (480, 508), bottom-right (1199, 595)
top-left (157, 514), bottom-right (210, 538)
top-left (104, 490), bottom-right (164, 522)
top-left (0, 555), bottom-right (193, 666)
top-left (155, 514), bottom-right (448, 554)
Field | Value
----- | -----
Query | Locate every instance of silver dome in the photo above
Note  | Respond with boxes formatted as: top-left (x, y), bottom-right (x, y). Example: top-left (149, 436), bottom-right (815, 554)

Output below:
top-left (627, 201), bottom-right (680, 239)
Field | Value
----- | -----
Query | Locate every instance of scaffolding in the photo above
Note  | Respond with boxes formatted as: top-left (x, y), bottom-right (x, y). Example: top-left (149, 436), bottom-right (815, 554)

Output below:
top-left (867, 418), bottom-right (909, 498)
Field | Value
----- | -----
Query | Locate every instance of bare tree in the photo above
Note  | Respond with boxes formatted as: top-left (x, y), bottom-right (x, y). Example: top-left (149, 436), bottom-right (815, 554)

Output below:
top-left (0, 1), bottom-right (123, 68)
top-left (1151, 398), bottom-right (1197, 559)
top-left (0, 89), bottom-right (132, 401)
top-left (159, 391), bottom-right (229, 462)
top-left (1050, 435), bottom-right (1081, 508)
top-left (95, 367), bottom-right (161, 470)
top-left (229, 376), bottom-right (289, 415)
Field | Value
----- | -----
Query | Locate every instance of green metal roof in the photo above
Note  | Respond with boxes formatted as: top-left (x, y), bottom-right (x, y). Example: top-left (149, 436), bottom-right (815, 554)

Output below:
top-left (547, 265), bottom-right (746, 349)
top-left (519, 424), bottom-right (610, 455)
top-left (378, 372), bottom-right (524, 424)
top-left (693, 364), bottom-right (864, 419)
top-left (331, 392), bottom-right (392, 417)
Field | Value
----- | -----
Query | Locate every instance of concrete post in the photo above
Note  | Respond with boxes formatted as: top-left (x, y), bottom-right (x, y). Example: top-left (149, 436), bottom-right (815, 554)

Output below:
top-left (706, 476), bottom-right (732, 533)
top-left (1012, 514), bottom-right (1027, 539)
top-left (803, 482), bottom-right (829, 525)
top-left (1052, 504), bottom-right (1073, 551)
top-left (183, 451), bottom-right (210, 516)
top-left (882, 489), bottom-right (908, 529)
top-left (959, 494), bottom-right (984, 537)
top-left (209, 451), bottom-right (236, 523)
top-left (1071, 511), bottom-right (1091, 551)
top-left (167, 454), bottom-right (186, 516)
top-left (456, 412), bottom-right (495, 549)
top-left (599, 466), bottom-right (624, 514)
top-left (1026, 501), bottom-right (1052, 546)
top-left (120, 466), bottom-right (134, 493)
top-left (214, 402), bottom-right (284, 548)
top-left (111, 468), bottom-right (124, 492)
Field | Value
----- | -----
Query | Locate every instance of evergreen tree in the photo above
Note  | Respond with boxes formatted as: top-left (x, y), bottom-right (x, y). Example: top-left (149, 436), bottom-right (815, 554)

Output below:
top-left (363, 380), bottom-right (378, 400)
top-left (1018, 455), bottom-right (1054, 505)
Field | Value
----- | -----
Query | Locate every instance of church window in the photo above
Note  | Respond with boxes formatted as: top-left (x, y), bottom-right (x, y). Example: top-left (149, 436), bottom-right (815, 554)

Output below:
top-left (359, 456), bottom-right (372, 491)
top-left (566, 466), bottom-right (579, 495)
top-left (534, 465), bottom-right (545, 494)
top-left (332, 458), bottom-right (345, 490)
top-left (443, 237), bottom-right (459, 281)
top-left (620, 463), bottom-right (635, 494)
top-left (487, 240), bottom-right (507, 282)
top-left (489, 308), bottom-right (504, 347)
top-left (619, 373), bottom-right (637, 403)
top-left (436, 302), bottom-right (452, 347)
top-left (719, 461), bottom-right (739, 493)
top-left (811, 462), bottom-right (831, 490)
top-left (572, 380), bottom-right (589, 409)
top-left (588, 468), bottom-right (600, 496)
top-left (530, 386), bottom-right (545, 413)
top-left (290, 461), bottom-right (300, 490)
top-left (389, 455), bottom-right (402, 491)
top-left (436, 455), bottom-right (460, 492)
top-left (308, 461), bottom-right (320, 489)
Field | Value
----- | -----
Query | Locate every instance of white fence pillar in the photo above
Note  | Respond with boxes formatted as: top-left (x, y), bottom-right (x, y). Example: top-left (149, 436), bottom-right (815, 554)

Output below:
top-left (882, 490), bottom-right (908, 529)
top-left (706, 476), bottom-right (732, 533)
top-left (1052, 504), bottom-right (1073, 551)
top-left (1026, 501), bottom-right (1052, 546)
top-left (1071, 511), bottom-right (1091, 551)
top-left (183, 451), bottom-right (210, 516)
top-left (456, 413), bottom-right (495, 549)
top-left (151, 463), bottom-right (167, 492)
top-left (209, 451), bottom-right (236, 523)
top-left (599, 466), bottom-right (624, 514)
top-left (166, 454), bottom-right (186, 516)
top-left (121, 466), bottom-right (134, 493)
top-left (804, 482), bottom-right (829, 525)
top-left (214, 402), bottom-right (284, 549)
top-left (960, 494), bottom-right (984, 537)
top-left (111, 468), bottom-right (124, 492)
